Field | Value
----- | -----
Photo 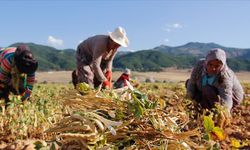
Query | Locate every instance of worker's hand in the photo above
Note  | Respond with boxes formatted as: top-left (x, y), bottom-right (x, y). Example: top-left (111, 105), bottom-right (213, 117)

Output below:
top-left (0, 83), bottom-right (5, 90)
top-left (105, 70), bottom-right (112, 82)
top-left (0, 84), bottom-right (4, 88)
top-left (103, 80), bottom-right (112, 89)
top-left (0, 83), bottom-right (6, 95)
top-left (21, 89), bottom-right (32, 101)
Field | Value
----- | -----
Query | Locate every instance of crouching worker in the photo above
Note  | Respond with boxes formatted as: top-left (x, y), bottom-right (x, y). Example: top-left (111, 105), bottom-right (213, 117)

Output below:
top-left (186, 48), bottom-right (244, 113)
top-left (114, 68), bottom-right (131, 89)
top-left (72, 27), bottom-right (129, 90)
top-left (0, 45), bottom-right (38, 105)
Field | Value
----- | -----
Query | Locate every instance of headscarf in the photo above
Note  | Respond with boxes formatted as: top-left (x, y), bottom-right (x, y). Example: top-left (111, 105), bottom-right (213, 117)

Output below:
top-left (202, 48), bottom-right (227, 86)
top-left (14, 44), bottom-right (38, 74)
top-left (205, 48), bottom-right (227, 72)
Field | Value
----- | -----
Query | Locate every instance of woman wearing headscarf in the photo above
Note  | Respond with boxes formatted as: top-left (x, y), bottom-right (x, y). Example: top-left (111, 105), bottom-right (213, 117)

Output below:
top-left (186, 48), bottom-right (244, 112)
top-left (0, 44), bottom-right (38, 104)
top-left (73, 27), bottom-right (129, 89)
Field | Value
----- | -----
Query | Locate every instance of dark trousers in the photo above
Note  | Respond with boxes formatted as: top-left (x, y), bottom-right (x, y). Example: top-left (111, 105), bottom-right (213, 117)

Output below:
top-left (0, 88), bottom-right (11, 105)
top-left (73, 60), bottom-right (108, 89)
top-left (200, 85), bottom-right (220, 109)
top-left (72, 69), bottom-right (102, 89)
top-left (186, 79), bottom-right (220, 109)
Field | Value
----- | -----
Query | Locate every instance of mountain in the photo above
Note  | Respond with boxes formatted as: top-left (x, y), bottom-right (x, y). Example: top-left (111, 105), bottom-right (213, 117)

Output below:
top-left (116, 51), bottom-right (132, 57)
top-left (113, 50), bottom-right (198, 71)
top-left (154, 42), bottom-right (250, 58)
top-left (6, 42), bottom-right (250, 72)
top-left (10, 43), bottom-right (76, 71)
top-left (114, 42), bottom-right (250, 71)
top-left (8, 43), bottom-right (131, 71)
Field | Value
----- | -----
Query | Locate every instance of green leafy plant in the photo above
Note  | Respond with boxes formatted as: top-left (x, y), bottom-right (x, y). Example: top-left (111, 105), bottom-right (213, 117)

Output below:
top-left (129, 90), bottom-right (157, 118)
top-left (203, 116), bottom-right (226, 141)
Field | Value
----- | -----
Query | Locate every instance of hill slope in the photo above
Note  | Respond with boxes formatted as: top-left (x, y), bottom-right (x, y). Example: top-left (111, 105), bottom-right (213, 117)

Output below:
top-left (7, 42), bottom-right (250, 72)
top-left (113, 50), bottom-right (198, 71)
top-left (154, 42), bottom-right (250, 58)
top-left (10, 43), bottom-right (76, 71)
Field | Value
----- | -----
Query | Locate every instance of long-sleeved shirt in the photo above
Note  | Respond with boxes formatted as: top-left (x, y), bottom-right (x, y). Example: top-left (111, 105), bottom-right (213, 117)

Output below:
top-left (0, 47), bottom-right (35, 90)
top-left (76, 35), bottom-right (118, 82)
top-left (187, 59), bottom-right (244, 110)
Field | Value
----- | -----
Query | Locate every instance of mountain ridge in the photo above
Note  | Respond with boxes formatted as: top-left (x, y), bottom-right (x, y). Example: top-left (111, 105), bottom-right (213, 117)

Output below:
top-left (153, 42), bottom-right (250, 58)
top-left (5, 42), bottom-right (250, 72)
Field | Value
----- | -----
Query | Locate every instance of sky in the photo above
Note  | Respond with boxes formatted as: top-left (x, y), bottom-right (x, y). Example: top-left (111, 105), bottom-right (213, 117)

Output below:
top-left (1, 0), bottom-right (250, 51)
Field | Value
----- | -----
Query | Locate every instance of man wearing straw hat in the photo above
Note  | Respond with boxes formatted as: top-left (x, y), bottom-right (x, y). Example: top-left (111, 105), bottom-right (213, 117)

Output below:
top-left (73, 27), bottom-right (129, 89)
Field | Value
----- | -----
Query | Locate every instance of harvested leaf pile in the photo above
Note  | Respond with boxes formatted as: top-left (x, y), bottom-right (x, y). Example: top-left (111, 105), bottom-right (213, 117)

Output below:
top-left (0, 83), bottom-right (249, 149)
top-left (46, 83), bottom-right (250, 149)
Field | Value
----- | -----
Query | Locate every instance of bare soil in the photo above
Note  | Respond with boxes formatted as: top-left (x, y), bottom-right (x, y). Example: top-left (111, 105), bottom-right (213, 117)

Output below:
top-left (36, 69), bottom-right (250, 83)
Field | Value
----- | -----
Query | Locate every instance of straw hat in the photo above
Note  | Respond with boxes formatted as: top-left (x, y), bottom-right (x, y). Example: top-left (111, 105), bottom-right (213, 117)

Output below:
top-left (109, 27), bottom-right (129, 47)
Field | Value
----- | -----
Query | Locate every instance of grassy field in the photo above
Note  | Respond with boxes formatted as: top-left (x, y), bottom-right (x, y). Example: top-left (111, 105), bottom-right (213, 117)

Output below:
top-left (36, 69), bottom-right (250, 83)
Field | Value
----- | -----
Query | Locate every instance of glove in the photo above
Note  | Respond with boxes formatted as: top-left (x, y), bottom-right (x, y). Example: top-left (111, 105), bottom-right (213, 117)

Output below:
top-left (105, 70), bottom-right (112, 82)
top-left (21, 89), bottom-right (32, 101)
top-left (103, 80), bottom-right (111, 89)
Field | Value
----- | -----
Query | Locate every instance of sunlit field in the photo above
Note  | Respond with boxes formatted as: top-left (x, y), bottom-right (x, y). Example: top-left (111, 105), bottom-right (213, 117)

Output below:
top-left (36, 70), bottom-right (250, 83)
top-left (0, 81), bottom-right (249, 149)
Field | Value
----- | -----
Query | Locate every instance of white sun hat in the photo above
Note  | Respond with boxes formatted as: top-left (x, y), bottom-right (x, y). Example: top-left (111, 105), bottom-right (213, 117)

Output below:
top-left (109, 26), bottom-right (129, 47)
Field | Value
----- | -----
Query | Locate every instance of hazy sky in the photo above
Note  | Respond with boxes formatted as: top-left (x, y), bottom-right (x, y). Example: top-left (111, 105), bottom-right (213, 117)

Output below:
top-left (1, 0), bottom-right (250, 51)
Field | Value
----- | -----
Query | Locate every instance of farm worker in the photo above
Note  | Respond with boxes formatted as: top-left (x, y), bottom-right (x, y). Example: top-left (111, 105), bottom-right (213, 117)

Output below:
top-left (73, 26), bottom-right (129, 89)
top-left (114, 68), bottom-right (131, 89)
top-left (186, 48), bottom-right (244, 112)
top-left (0, 44), bottom-right (38, 104)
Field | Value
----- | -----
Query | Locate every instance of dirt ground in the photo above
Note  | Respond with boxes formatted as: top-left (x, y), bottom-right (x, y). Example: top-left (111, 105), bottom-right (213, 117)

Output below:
top-left (36, 69), bottom-right (250, 83)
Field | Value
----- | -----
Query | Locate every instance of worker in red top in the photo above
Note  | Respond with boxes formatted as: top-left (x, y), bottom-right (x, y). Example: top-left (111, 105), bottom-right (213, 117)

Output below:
top-left (114, 68), bottom-right (131, 89)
